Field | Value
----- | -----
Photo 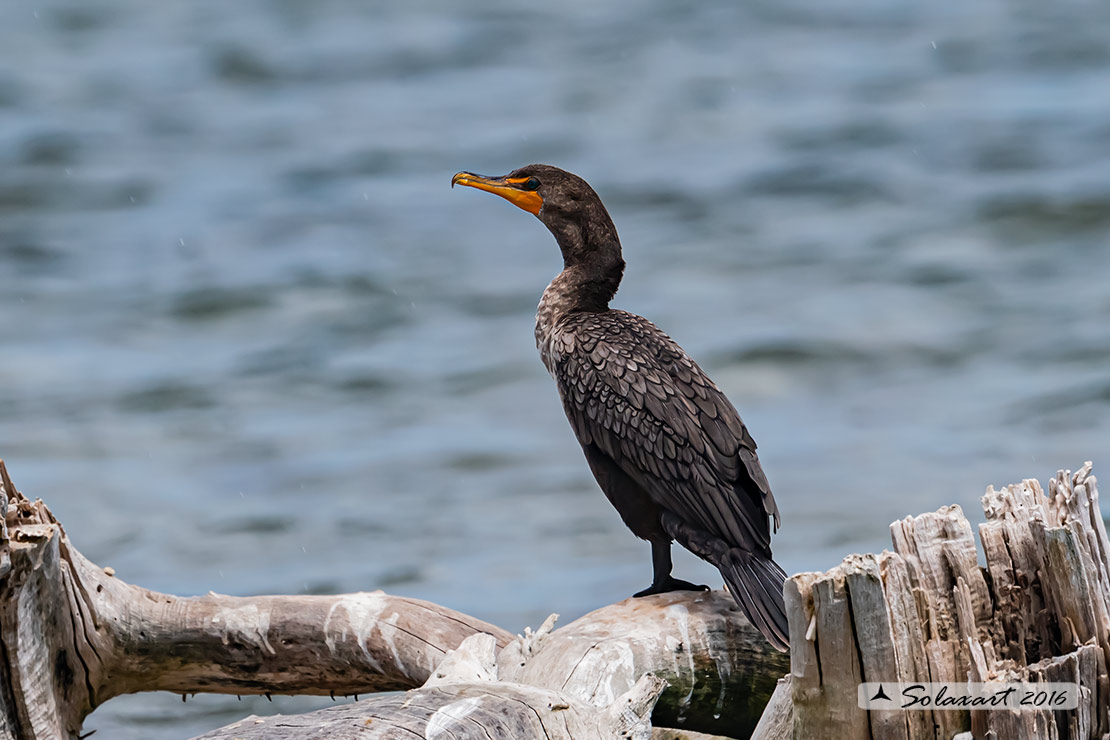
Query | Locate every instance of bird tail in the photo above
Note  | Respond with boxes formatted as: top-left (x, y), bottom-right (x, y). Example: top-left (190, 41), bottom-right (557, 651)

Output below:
top-left (718, 548), bottom-right (790, 652)
top-left (661, 512), bottom-right (790, 652)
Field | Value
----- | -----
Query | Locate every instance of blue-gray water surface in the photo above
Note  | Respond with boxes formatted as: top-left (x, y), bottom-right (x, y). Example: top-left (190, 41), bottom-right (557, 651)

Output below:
top-left (2, 1), bottom-right (1110, 737)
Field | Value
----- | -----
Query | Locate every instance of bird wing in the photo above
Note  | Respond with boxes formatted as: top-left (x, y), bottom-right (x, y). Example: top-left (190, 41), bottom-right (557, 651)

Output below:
top-left (550, 310), bottom-right (779, 553)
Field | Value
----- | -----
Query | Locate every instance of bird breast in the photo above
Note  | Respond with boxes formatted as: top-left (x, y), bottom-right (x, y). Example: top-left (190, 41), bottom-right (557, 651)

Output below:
top-left (535, 273), bottom-right (579, 375)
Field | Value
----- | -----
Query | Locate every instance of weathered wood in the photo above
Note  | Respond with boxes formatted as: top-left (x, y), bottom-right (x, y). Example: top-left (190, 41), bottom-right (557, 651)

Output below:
top-left (10, 450), bottom-right (1110, 740)
top-left (878, 551), bottom-right (934, 740)
top-left (652, 728), bottom-right (744, 740)
top-left (785, 462), bottom-right (1110, 740)
top-left (748, 676), bottom-right (790, 740)
top-left (844, 554), bottom-right (908, 740)
top-left (782, 570), bottom-right (819, 736)
top-left (191, 633), bottom-right (669, 740)
top-left (0, 458), bottom-right (785, 740)
top-left (193, 677), bottom-right (667, 740)
top-left (792, 563), bottom-right (869, 738)
top-left (0, 461), bottom-right (510, 739)
top-left (497, 590), bottom-right (789, 739)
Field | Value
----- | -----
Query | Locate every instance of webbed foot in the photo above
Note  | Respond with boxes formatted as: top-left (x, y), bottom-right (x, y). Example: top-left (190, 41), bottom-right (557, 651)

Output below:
top-left (633, 577), bottom-right (710, 597)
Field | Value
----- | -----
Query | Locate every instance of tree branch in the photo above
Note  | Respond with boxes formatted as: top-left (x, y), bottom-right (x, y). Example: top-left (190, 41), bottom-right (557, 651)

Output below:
top-left (0, 460), bottom-right (511, 739)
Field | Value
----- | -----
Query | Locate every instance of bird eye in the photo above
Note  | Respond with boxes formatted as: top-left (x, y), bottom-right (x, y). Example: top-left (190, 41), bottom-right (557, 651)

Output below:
top-left (522, 177), bottom-right (541, 191)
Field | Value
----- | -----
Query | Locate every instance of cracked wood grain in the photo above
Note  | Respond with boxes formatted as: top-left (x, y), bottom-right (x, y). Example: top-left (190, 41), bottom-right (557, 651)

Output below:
top-left (781, 463), bottom-right (1110, 740)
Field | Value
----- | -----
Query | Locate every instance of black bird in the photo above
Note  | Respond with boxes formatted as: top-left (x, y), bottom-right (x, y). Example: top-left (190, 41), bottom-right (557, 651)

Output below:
top-left (452, 165), bottom-right (789, 651)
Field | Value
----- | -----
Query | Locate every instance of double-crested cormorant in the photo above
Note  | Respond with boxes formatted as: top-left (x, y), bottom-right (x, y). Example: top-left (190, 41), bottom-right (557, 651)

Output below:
top-left (452, 164), bottom-right (789, 651)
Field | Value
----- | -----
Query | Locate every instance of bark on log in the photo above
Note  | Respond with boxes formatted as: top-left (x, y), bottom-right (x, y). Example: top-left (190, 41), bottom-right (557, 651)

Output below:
top-left (769, 462), bottom-right (1110, 740)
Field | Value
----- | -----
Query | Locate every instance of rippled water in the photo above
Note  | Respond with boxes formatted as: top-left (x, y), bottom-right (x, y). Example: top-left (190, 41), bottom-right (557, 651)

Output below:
top-left (2, 1), bottom-right (1109, 737)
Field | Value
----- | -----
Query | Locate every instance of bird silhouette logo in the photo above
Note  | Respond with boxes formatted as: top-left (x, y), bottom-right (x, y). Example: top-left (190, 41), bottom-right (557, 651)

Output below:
top-left (870, 685), bottom-right (892, 702)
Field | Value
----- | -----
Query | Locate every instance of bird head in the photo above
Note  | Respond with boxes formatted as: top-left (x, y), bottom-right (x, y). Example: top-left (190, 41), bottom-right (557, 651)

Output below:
top-left (452, 164), bottom-right (620, 269)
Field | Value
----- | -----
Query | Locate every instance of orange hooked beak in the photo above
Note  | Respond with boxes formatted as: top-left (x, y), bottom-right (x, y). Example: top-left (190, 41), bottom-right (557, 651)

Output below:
top-left (451, 171), bottom-right (544, 215)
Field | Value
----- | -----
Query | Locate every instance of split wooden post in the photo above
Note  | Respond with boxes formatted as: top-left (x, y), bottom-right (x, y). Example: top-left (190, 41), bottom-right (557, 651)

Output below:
top-left (774, 463), bottom-right (1110, 740)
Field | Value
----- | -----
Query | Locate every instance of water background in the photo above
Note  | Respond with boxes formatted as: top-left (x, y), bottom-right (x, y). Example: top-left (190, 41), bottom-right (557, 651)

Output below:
top-left (2, 1), bottom-right (1110, 737)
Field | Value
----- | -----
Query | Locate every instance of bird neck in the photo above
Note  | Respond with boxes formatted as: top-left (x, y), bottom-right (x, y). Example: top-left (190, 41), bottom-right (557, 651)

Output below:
top-left (545, 212), bottom-right (625, 313)
top-left (542, 258), bottom-right (625, 319)
top-left (535, 260), bottom-right (623, 367)
top-left (534, 225), bottom-right (624, 370)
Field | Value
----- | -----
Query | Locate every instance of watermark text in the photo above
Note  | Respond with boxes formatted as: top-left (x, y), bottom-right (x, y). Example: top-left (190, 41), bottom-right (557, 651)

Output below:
top-left (858, 682), bottom-right (1079, 711)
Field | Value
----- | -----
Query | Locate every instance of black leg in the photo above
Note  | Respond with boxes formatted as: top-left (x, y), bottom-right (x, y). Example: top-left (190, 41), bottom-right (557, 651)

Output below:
top-left (651, 538), bottom-right (672, 583)
top-left (633, 540), bottom-right (709, 597)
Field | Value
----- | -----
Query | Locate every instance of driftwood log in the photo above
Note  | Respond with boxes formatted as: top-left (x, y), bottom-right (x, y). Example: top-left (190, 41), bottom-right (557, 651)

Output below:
top-left (496, 590), bottom-right (785, 735)
top-left (0, 459), bottom-right (787, 740)
top-left (193, 634), bottom-right (672, 740)
top-left (756, 462), bottom-right (1110, 740)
